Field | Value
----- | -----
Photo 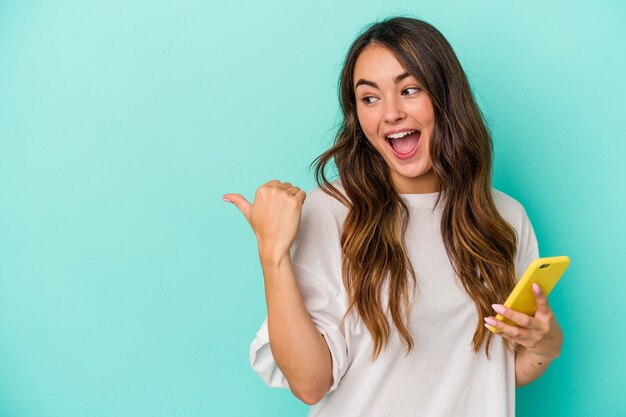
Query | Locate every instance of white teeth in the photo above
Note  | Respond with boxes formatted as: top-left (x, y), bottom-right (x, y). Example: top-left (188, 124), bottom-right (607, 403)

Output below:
top-left (386, 130), bottom-right (416, 139)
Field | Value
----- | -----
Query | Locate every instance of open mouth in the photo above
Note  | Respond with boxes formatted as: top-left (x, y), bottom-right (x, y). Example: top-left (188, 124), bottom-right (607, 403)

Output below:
top-left (385, 130), bottom-right (421, 155)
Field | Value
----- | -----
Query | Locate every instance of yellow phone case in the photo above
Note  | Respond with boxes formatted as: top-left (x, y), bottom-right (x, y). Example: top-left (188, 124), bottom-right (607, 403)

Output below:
top-left (488, 256), bottom-right (570, 333)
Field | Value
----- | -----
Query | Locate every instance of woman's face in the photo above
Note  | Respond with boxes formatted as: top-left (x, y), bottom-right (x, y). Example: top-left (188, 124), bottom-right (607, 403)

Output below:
top-left (353, 43), bottom-right (438, 194)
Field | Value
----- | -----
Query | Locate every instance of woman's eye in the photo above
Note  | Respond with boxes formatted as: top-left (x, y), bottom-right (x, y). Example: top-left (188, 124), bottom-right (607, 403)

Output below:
top-left (403, 87), bottom-right (420, 95)
top-left (360, 88), bottom-right (420, 105)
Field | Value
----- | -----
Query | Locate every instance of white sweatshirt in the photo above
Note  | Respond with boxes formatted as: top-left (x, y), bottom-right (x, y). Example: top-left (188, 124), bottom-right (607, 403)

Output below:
top-left (250, 179), bottom-right (539, 417)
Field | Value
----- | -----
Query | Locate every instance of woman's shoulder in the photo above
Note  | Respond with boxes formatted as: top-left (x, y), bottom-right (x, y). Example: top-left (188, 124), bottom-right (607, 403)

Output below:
top-left (304, 179), bottom-right (350, 215)
top-left (490, 188), bottom-right (540, 277)
top-left (490, 187), bottom-right (533, 232)
top-left (289, 180), bottom-right (347, 284)
top-left (491, 188), bottom-right (526, 212)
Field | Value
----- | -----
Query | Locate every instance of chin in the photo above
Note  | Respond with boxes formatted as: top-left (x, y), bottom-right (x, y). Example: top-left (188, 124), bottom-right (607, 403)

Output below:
top-left (395, 164), bottom-right (428, 177)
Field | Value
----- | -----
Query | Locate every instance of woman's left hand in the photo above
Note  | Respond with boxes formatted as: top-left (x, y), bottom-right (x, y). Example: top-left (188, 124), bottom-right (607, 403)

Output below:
top-left (484, 283), bottom-right (563, 359)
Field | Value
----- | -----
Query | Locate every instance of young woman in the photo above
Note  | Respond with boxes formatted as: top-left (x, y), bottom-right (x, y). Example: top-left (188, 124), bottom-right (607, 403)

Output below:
top-left (223, 16), bottom-right (563, 417)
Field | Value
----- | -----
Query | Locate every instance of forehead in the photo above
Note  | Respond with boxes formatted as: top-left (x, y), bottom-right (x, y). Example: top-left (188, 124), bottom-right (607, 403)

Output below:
top-left (353, 44), bottom-right (406, 82)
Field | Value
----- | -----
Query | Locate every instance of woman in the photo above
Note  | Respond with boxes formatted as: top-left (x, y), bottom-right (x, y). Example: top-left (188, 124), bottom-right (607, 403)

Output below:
top-left (223, 16), bottom-right (563, 417)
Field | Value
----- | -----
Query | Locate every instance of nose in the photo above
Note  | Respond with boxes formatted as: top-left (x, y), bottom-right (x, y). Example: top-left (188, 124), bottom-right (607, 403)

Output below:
top-left (382, 95), bottom-right (405, 123)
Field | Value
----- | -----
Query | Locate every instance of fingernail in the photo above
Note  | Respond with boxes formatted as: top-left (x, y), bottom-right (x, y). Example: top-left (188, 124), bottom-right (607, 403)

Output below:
top-left (222, 196), bottom-right (232, 202)
top-left (484, 317), bottom-right (497, 326)
top-left (492, 304), bottom-right (505, 314)
top-left (532, 283), bottom-right (540, 293)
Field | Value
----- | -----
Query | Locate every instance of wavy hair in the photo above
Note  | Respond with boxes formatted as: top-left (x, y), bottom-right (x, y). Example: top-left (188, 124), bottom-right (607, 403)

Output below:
top-left (310, 16), bottom-right (519, 360)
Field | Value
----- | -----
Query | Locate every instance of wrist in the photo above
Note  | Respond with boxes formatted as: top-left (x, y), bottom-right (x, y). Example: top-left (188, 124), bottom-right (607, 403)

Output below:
top-left (259, 249), bottom-right (292, 270)
top-left (524, 346), bottom-right (560, 362)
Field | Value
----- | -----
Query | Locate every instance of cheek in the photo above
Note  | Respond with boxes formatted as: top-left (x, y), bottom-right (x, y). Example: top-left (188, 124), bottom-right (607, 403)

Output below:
top-left (423, 103), bottom-right (436, 127)
top-left (357, 110), bottom-right (378, 137)
top-left (410, 101), bottom-right (435, 124)
top-left (422, 135), bottom-right (434, 165)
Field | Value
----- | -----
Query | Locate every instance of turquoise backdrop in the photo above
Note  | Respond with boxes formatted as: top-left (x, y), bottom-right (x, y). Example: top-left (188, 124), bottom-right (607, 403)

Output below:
top-left (1, 0), bottom-right (624, 416)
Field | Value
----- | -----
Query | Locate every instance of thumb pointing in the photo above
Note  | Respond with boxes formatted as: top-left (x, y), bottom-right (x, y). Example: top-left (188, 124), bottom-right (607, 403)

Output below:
top-left (222, 193), bottom-right (252, 222)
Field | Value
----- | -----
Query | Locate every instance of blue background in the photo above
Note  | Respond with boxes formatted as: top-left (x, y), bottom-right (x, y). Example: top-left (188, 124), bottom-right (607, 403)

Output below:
top-left (1, 0), bottom-right (625, 416)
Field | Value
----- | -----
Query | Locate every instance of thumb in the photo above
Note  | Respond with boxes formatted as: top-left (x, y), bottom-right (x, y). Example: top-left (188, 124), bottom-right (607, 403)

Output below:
top-left (532, 282), bottom-right (552, 315)
top-left (223, 193), bottom-right (252, 222)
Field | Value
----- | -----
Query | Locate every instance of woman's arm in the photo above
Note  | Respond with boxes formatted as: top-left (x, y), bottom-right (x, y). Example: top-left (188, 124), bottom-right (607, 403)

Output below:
top-left (224, 182), bottom-right (333, 404)
top-left (261, 253), bottom-right (334, 404)
top-left (484, 283), bottom-right (563, 387)
top-left (514, 346), bottom-right (558, 387)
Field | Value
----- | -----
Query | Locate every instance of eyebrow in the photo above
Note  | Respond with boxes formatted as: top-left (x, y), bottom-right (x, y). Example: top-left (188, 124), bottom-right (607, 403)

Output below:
top-left (354, 71), bottom-right (412, 89)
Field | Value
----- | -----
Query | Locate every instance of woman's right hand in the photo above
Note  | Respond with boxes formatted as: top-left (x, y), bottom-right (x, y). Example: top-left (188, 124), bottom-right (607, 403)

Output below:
top-left (223, 179), bottom-right (306, 265)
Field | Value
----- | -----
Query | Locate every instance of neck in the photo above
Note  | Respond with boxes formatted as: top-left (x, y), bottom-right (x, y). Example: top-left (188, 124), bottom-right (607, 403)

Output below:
top-left (392, 168), bottom-right (440, 194)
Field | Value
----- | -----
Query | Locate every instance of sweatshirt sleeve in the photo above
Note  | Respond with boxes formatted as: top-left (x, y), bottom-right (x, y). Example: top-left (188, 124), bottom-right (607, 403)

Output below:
top-left (249, 186), bottom-right (349, 394)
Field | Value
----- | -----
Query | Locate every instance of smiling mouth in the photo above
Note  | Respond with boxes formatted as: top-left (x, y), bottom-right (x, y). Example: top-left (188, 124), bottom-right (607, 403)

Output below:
top-left (385, 130), bottom-right (421, 154)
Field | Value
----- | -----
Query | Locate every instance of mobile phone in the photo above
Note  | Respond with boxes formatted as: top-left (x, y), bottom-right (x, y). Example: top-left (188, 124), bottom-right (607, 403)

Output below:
top-left (487, 256), bottom-right (570, 333)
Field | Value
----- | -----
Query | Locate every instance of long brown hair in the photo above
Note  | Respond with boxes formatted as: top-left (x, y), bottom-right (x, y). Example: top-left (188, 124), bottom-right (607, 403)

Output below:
top-left (310, 16), bottom-right (519, 360)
